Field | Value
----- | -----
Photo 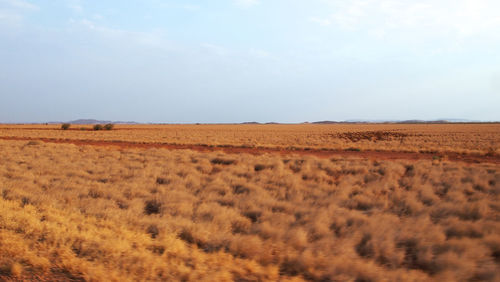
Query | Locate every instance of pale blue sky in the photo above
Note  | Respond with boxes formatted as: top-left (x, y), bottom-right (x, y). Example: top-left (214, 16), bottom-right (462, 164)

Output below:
top-left (1, 0), bottom-right (499, 123)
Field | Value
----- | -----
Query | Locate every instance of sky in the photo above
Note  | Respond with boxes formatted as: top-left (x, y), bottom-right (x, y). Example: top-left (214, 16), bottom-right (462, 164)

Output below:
top-left (1, 0), bottom-right (499, 123)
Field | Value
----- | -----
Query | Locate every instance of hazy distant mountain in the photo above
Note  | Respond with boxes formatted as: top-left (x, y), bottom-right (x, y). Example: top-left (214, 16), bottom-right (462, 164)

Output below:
top-left (39, 118), bottom-right (492, 125)
top-left (313, 120), bottom-right (389, 124)
top-left (398, 119), bottom-right (480, 123)
top-left (313, 119), bottom-right (485, 124)
top-left (67, 119), bottom-right (139, 124)
top-left (437, 118), bottom-right (480, 123)
top-left (399, 120), bottom-right (442, 124)
top-left (312, 121), bottom-right (342, 124)
top-left (240, 121), bottom-right (261, 125)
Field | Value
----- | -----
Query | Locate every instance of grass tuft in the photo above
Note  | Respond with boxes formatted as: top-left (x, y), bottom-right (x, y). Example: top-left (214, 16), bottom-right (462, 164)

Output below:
top-left (144, 200), bottom-right (161, 215)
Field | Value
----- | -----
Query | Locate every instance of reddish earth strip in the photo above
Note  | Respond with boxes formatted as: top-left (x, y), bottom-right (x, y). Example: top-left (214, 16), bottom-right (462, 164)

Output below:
top-left (1, 136), bottom-right (499, 164)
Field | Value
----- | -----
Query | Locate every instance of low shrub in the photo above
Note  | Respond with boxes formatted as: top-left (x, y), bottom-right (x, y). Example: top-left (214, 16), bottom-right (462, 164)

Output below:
top-left (156, 177), bottom-right (170, 185)
top-left (26, 140), bottom-right (41, 146)
top-left (93, 124), bottom-right (103, 131)
top-left (144, 200), bottom-right (162, 215)
top-left (146, 224), bottom-right (160, 238)
top-left (61, 123), bottom-right (71, 130)
top-left (104, 123), bottom-right (114, 130)
top-left (211, 158), bottom-right (237, 165)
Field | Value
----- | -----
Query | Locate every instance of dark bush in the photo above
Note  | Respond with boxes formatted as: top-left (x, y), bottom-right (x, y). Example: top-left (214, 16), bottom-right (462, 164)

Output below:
top-left (233, 185), bottom-right (250, 194)
top-left (61, 123), bottom-right (71, 130)
top-left (146, 224), bottom-right (160, 238)
top-left (104, 123), bottom-right (114, 130)
top-left (93, 124), bottom-right (103, 131)
top-left (144, 200), bottom-right (161, 215)
top-left (156, 177), bottom-right (170, 185)
top-left (116, 200), bottom-right (129, 210)
top-left (26, 141), bottom-right (41, 146)
top-left (88, 188), bottom-right (102, 199)
top-left (243, 211), bottom-right (261, 223)
top-left (211, 158), bottom-right (237, 165)
top-left (254, 164), bottom-right (272, 171)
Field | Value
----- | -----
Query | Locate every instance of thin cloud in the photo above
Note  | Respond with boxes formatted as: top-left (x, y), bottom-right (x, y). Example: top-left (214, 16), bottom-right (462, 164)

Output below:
top-left (0, 0), bottom-right (38, 26)
top-left (315, 0), bottom-right (500, 38)
top-left (73, 18), bottom-right (176, 51)
top-left (309, 17), bottom-right (331, 27)
top-left (234, 0), bottom-right (259, 8)
top-left (1, 0), bottom-right (38, 10)
top-left (0, 10), bottom-right (22, 21)
top-left (65, 0), bottom-right (83, 13)
top-left (92, 14), bottom-right (104, 20)
top-left (183, 4), bottom-right (201, 11)
top-left (249, 48), bottom-right (272, 59)
top-left (201, 43), bottom-right (228, 56)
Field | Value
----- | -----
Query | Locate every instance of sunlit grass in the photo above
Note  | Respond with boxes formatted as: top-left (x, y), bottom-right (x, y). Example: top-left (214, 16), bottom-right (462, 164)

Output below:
top-left (1, 123), bottom-right (499, 155)
top-left (1, 138), bottom-right (499, 281)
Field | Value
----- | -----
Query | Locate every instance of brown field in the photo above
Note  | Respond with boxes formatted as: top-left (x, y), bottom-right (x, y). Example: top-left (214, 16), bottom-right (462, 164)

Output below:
top-left (1, 123), bottom-right (499, 155)
top-left (0, 124), bottom-right (499, 281)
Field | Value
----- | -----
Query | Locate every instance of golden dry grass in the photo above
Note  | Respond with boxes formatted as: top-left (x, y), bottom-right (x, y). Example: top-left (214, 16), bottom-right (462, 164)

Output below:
top-left (0, 125), bottom-right (499, 281)
top-left (1, 123), bottom-right (499, 155)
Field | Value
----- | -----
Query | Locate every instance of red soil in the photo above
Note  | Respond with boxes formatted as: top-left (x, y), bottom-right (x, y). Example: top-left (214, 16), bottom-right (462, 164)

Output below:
top-left (1, 136), bottom-right (499, 164)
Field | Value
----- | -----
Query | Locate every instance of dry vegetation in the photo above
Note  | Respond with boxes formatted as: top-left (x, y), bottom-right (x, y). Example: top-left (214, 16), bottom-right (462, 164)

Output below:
top-left (1, 123), bottom-right (499, 155)
top-left (0, 125), bottom-right (499, 281)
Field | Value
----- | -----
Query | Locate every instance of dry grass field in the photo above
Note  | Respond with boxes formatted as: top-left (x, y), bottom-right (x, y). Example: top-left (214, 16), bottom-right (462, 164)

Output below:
top-left (1, 123), bottom-right (499, 155)
top-left (0, 124), bottom-right (499, 281)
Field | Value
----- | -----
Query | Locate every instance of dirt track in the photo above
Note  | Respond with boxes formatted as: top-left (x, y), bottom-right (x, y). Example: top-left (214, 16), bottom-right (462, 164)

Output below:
top-left (1, 136), bottom-right (499, 164)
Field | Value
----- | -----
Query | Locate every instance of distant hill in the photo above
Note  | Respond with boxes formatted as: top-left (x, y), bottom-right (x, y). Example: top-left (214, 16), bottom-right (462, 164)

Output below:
top-left (36, 118), bottom-right (494, 125)
top-left (312, 121), bottom-right (342, 124)
top-left (69, 119), bottom-right (111, 124)
top-left (47, 119), bottom-right (139, 124)
top-left (240, 121), bottom-right (261, 125)
top-left (313, 119), bottom-right (482, 124)
top-left (398, 119), bottom-right (480, 124)
top-left (399, 120), bottom-right (447, 124)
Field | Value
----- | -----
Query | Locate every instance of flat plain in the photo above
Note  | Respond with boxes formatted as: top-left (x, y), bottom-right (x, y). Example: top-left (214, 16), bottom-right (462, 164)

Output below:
top-left (0, 124), bottom-right (499, 281)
